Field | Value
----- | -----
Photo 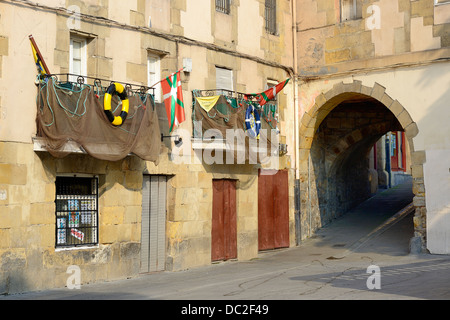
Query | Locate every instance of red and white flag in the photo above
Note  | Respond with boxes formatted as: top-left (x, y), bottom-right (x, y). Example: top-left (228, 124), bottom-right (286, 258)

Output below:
top-left (161, 69), bottom-right (186, 132)
top-left (245, 78), bottom-right (290, 106)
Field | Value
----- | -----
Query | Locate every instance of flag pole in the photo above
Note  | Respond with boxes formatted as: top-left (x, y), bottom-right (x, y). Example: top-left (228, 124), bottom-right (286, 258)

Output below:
top-left (150, 67), bottom-right (185, 88)
top-left (29, 35), bottom-right (51, 75)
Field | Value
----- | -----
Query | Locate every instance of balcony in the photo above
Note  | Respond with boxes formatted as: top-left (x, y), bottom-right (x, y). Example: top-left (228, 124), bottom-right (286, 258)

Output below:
top-left (191, 89), bottom-right (282, 163)
top-left (34, 74), bottom-right (161, 163)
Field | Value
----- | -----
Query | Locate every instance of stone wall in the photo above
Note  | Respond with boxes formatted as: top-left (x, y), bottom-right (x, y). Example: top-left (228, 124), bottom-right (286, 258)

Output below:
top-left (295, 0), bottom-right (450, 252)
top-left (0, 0), bottom-right (297, 294)
top-left (0, 142), bottom-right (145, 294)
top-left (145, 145), bottom-right (296, 272)
top-left (297, 0), bottom-right (450, 76)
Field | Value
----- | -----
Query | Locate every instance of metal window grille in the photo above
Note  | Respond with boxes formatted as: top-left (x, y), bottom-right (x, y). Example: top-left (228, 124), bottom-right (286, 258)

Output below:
top-left (55, 176), bottom-right (99, 248)
top-left (216, 0), bottom-right (231, 14)
top-left (265, 0), bottom-right (277, 35)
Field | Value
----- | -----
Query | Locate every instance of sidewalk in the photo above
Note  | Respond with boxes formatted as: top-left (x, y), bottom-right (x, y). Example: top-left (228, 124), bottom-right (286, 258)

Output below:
top-left (3, 181), bottom-right (450, 301)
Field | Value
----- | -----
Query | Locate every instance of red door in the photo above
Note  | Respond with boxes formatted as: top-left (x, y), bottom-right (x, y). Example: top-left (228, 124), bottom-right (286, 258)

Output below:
top-left (258, 170), bottom-right (290, 251)
top-left (390, 131), bottom-right (406, 172)
top-left (390, 132), bottom-right (399, 170)
top-left (212, 180), bottom-right (237, 261)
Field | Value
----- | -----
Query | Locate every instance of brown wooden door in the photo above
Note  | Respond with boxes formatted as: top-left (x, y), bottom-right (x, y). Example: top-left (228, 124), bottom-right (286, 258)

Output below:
top-left (212, 180), bottom-right (237, 262)
top-left (258, 170), bottom-right (289, 251)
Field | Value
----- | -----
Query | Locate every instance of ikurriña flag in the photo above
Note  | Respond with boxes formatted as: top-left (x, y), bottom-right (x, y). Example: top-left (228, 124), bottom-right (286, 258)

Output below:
top-left (161, 69), bottom-right (186, 132)
top-left (245, 78), bottom-right (290, 106)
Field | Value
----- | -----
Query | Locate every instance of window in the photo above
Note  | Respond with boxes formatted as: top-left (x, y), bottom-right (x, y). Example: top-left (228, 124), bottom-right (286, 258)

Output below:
top-left (265, 0), bottom-right (277, 35)
top-left (216, 67), bottom-right (233, 91)
top-left (341, 0), bottom-right (362, 21)
top-left (148, 53), bottom-right (161, 102)
top-left (69, 37), bottom-right (87, 83)
top-left (55, 176), bottom-right (99, 248)
top-left (263, 80), bottom-right (279, 128)
top-left (216, 0), bottom-right (231, 14)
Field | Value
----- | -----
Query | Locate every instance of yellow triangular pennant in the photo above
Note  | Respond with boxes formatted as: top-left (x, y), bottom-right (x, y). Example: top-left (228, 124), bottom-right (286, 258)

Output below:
top-left (196, 96), bottom-right (221, 112)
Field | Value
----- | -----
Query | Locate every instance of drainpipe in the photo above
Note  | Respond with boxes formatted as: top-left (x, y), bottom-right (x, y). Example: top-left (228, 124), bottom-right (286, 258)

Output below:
top-left (292, 0), bottom-right (301, 245)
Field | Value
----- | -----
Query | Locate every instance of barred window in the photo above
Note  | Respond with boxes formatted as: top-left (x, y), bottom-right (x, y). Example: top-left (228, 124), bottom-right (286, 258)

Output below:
top-left (265, 0), bottom-right (277, 35)
top-left (216, 0), bottom-right (231, 14)
top-left (55, 176), bottom-right (99, 248)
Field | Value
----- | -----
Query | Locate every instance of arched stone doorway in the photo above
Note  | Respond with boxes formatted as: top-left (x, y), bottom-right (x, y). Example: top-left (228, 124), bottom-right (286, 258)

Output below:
top-left (298, 81), bottom-right (426, 252)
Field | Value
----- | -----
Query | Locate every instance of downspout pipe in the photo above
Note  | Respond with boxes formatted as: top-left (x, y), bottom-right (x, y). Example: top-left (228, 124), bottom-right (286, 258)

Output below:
top-left (292, 0), bottom-right (301, 246)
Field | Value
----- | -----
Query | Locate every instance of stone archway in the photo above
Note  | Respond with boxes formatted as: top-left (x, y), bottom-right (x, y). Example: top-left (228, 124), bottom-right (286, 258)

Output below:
top-left (298, 80), bottom-right (426, 252)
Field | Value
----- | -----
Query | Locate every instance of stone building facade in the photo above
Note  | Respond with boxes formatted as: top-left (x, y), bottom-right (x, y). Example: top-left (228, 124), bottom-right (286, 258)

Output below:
top-left (0, 0), bottom-right (296, 294)
top-left (1, 0), bottom-right (449, 295)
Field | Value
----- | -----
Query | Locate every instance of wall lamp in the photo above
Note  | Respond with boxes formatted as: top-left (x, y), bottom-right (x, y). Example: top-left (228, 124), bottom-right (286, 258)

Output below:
top-left (161, 134), bottom-right (183, 147)
top-left (279, 143), bottom-right (288, 156)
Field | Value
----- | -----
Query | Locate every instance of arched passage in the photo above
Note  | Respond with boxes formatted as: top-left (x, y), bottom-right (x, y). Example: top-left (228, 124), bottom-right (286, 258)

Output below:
top-left (298, 81), bottom-right (426, 252)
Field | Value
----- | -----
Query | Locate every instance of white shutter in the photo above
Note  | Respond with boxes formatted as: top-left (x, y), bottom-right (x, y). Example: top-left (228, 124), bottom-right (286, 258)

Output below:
top-left (140, 176), bottom-right (150, 273)
top-left (341, 0), bottom-right (356, 21)
top-left (141, 175), bottom-right (167, 273)
top-left (69, 37), bottom-right (87, 83)
top-left (148, 176), bottom-right (159, 272)
top-left (216, 67), bottom-right (233, 91)
top-left (148, 54), bottom-right (161, 102)
top-left (157, 176), bottom-right (167, 271)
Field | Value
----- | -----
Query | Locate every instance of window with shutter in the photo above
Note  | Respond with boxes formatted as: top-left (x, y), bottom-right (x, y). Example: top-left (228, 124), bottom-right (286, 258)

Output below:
top-left (341, 0), bottom-right (362, 21)
top-left (265, 0), bottom-right (277, 35)
top-left (69, 37), bottom-right (87, 83)
top-left (148, 54), bottom-right (161, 102)
top-left (216, 67), bottom-right (233, 91)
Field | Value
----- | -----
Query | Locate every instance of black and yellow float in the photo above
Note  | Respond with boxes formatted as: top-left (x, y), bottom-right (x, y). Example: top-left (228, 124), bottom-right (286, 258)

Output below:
top-left (104, 83), bottom-right (129, 126)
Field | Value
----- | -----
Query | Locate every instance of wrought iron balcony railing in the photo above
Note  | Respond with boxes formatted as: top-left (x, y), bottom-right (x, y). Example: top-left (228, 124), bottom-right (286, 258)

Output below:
top-left (38, 73), bottom-right (155, 97)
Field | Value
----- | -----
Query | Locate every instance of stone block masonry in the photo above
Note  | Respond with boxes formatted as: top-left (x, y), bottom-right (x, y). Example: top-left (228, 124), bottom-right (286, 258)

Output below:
top-left (0, 141), bottom-right (146, 294)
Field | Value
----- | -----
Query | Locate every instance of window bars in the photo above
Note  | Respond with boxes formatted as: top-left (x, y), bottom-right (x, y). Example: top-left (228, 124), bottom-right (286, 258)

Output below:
top-left (265, 0), bottom-right (277, 35)
top-left (216, 0), bottom-right (231, 14)
top-left (55, 176), bottom-right (99, 248)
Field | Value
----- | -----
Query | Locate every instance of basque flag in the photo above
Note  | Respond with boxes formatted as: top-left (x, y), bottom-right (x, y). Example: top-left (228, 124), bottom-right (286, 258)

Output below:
top-left (246, 78), bottom-right (290, 106)
top-left (161, 69), bottom-right (186, 132)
